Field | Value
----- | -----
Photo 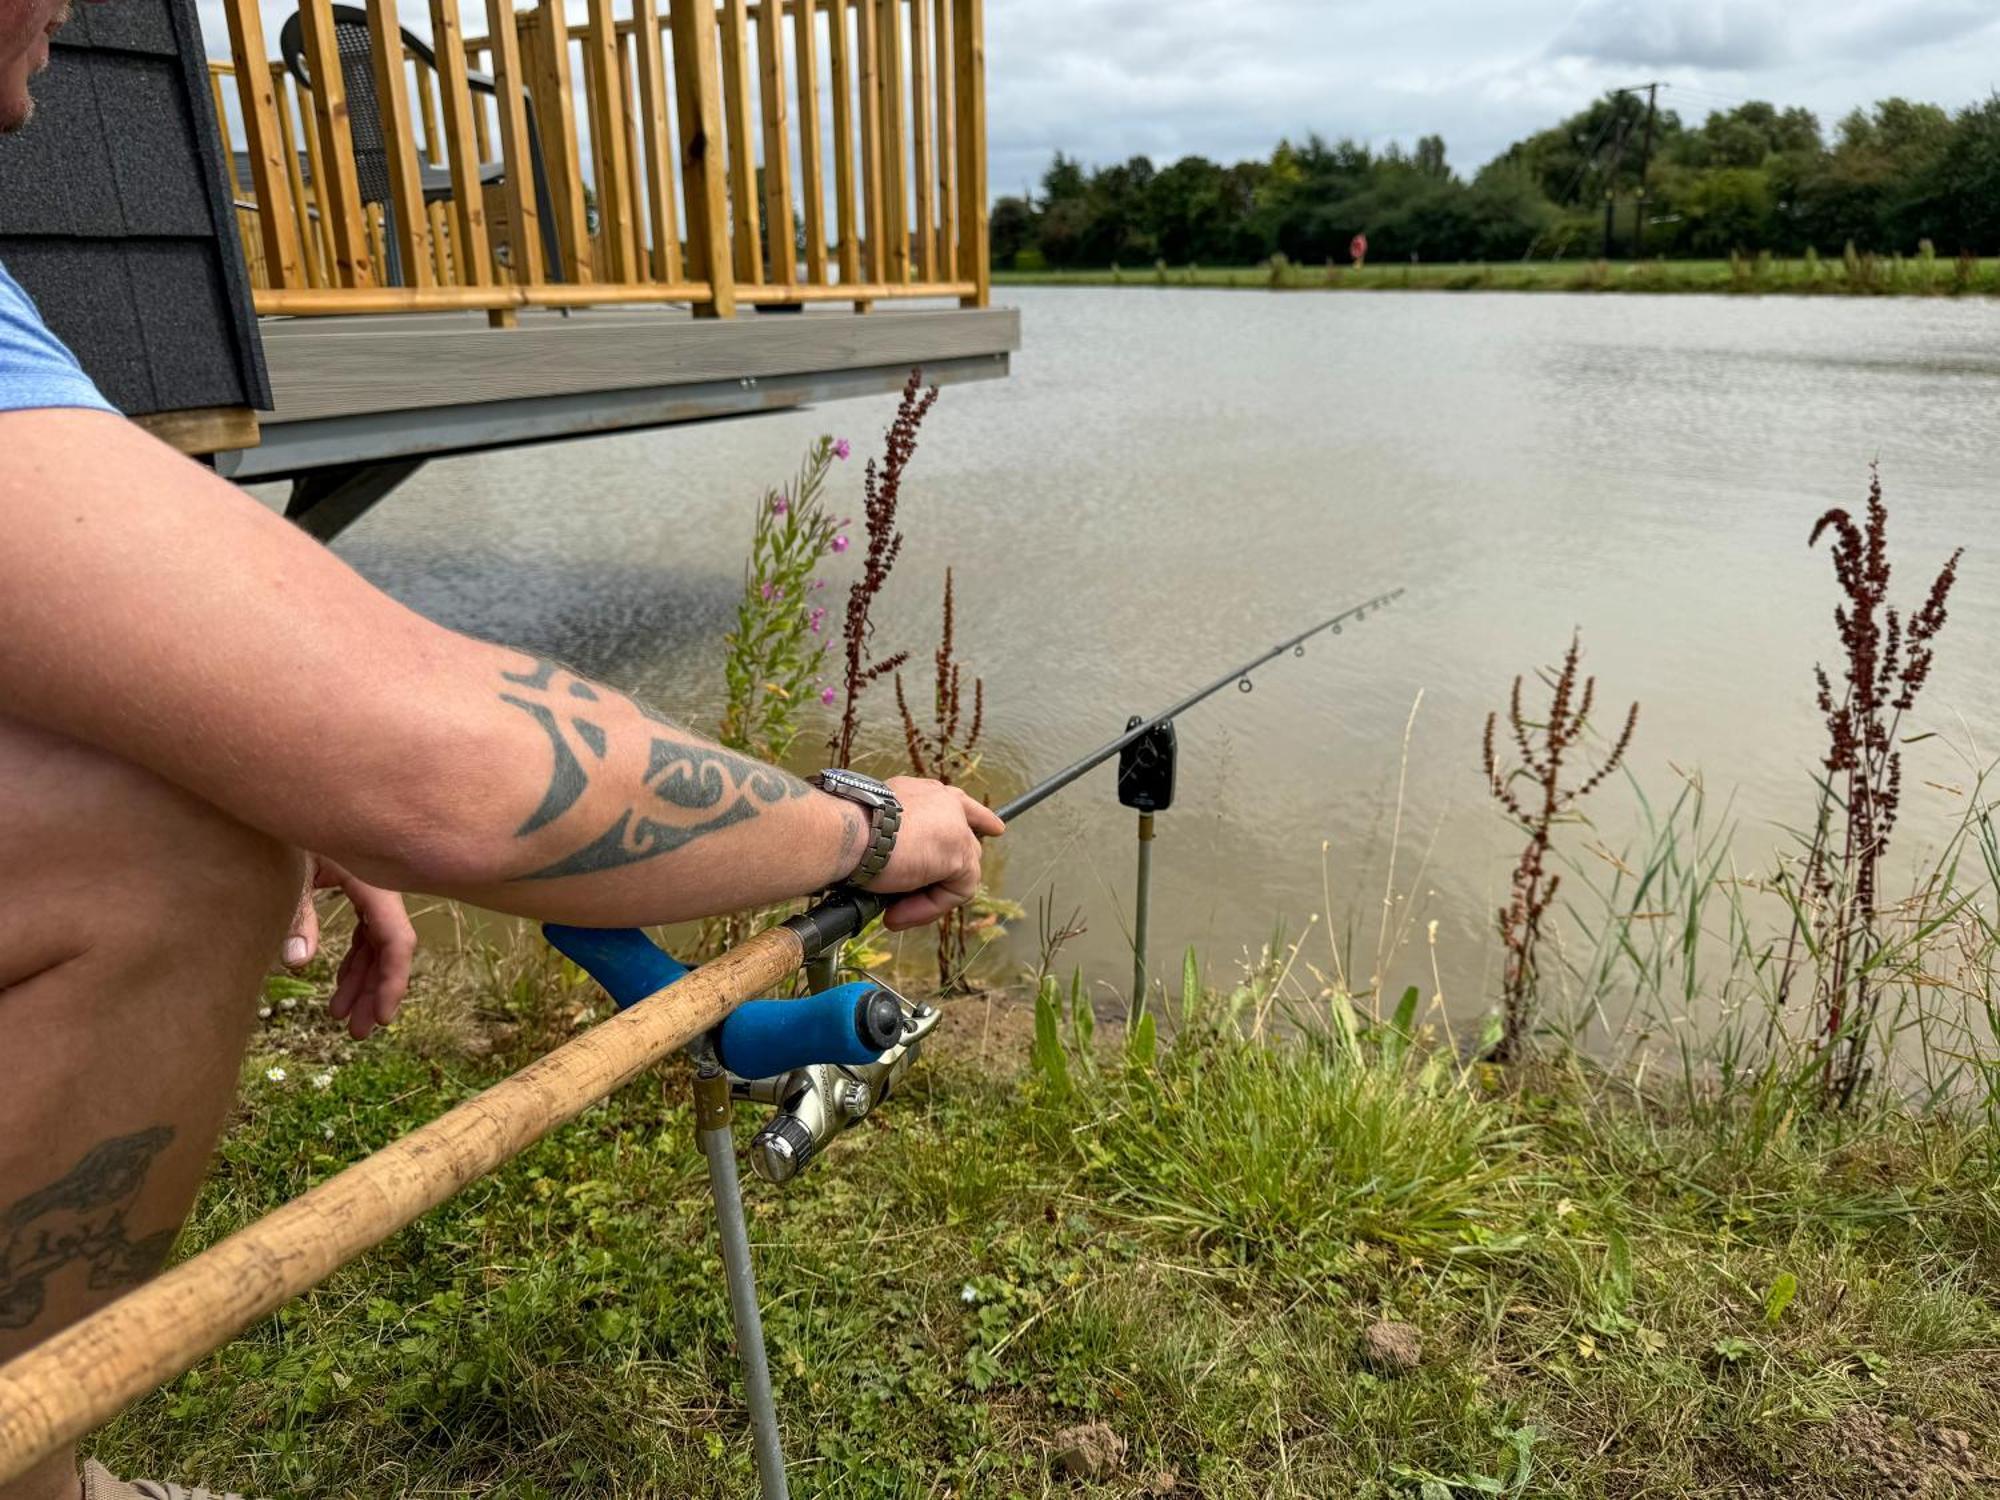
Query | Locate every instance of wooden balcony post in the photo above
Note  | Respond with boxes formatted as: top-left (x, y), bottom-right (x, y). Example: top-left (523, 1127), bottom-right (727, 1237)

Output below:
top-left (270, 67), bottom-right (326, 287)
top-left (793, 0), bottom-right (827, 283)
top-left (295, 0), bottom-right (375, 285)
top-left (584, 0), bottom-right (636, 280)
top-left (632, 0), bottom-right (682, 282)
top-left (522, 2), bottom-right (593, 283)
top-left (428, 0), bottom-right (496, 299)
top-left (218, 0), bottom-right (303, 288)
top-left (826, 0), bottom-right (861, 286)
top-left (951, 0), bottom-right (984, 305)
top-left (364, 0), bottom-right (435, 286)
top-left (908, 0), bottom-right (934, 281)
top-left (718, 0), bottom-right (762, 286)
top-left (875, 0), bottom-right (908, 284)
top-left (754, 0), bottom-right (794, 285)
top-left (483, 0), bottom-right (545, 287)
top-left (854, 0), bottom-right (884, 286)
top-left (668, 0), bottom-right (735, 313)
top-left (933, 0), bottom-right (955, 275)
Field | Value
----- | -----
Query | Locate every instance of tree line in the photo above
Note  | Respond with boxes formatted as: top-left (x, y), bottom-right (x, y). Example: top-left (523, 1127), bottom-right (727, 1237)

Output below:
top-left (991, 91), bottom-right (2000, 269)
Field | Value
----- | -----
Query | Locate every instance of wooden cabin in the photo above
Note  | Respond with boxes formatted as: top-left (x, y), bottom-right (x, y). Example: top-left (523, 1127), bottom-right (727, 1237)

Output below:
top-left (0, 0), bottom-right (1013, 536)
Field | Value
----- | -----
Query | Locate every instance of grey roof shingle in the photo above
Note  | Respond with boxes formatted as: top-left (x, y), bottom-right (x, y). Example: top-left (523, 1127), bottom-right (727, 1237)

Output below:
top-left (0, 0), bottom-right (270, 416)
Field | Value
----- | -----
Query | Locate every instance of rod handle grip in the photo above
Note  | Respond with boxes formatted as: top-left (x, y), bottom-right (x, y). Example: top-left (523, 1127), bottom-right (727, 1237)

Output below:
top-left (542, 923), bottom-right (895, 1078)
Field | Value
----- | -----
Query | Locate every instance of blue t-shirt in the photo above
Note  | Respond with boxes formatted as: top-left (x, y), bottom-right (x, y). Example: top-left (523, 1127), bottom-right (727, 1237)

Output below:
top-left (0, 259), bottom-right (116, 415)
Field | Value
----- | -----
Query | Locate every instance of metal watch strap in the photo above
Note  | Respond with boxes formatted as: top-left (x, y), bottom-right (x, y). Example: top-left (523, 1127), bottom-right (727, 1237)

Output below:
top-left (850, 800), bottom-right (900, 888)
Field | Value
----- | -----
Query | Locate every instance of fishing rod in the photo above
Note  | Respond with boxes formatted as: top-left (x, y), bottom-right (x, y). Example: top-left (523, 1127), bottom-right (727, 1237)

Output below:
top-left (0, 584), bottom-right (1410, 1500)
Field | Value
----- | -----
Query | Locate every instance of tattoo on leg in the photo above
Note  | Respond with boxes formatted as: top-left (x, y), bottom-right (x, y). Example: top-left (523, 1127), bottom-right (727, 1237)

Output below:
top-left (498, 657), bottom-right (814, 881)
top-left (0, 1126), bottom-right (177, 1330)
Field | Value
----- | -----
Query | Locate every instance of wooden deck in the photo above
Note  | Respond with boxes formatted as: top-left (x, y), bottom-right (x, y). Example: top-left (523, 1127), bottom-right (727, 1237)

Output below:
top-left (221, 300), bottom-right (1016, 535)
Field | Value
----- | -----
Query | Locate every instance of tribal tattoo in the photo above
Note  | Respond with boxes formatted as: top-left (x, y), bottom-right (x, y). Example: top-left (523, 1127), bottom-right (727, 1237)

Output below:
top-left (0, 1126), bottom-right (177, 1330)
top-left (499, 658), bottom-right (814, 881)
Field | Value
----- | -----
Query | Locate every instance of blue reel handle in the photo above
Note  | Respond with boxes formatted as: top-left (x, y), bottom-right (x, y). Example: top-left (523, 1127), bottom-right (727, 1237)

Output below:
top-left (542, 923), bottom-right (893, 1078)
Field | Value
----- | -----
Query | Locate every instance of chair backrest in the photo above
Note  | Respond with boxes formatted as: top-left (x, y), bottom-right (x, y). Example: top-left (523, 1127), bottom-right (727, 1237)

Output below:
top-left (279, 6), bottom-right (393, 205)
top-left (278, 5), bottom-right (498, 206)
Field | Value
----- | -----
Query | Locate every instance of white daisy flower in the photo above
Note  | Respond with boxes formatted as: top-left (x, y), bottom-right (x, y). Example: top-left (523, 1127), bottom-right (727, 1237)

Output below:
top-left (265, 1066), bottom-right (287, 1083)
top-left (311, 1071), bottom-right (335, 1091)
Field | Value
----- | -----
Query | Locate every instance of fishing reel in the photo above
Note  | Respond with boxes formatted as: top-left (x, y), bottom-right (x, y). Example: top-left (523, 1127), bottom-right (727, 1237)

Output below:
top-left (541, 923), bottom-right (934, 1186)
top-left (735, 975), bottom-right (940, 1183)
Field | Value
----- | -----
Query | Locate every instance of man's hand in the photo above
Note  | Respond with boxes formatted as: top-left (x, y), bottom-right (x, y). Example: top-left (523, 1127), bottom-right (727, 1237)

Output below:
top-left (870, 778), bottom-right (1005, 931)
top-left (283, 856), bottom-right (418, 1040)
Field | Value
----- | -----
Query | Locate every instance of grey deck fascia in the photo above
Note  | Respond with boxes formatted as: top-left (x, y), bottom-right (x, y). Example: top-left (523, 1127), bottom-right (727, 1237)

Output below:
top-left (218, 304), bottom-right (1019, 481)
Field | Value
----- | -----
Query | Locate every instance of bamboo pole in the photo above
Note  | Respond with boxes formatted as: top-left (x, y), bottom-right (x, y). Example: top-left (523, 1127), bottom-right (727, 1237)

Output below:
top-left (669, 0), bottom-right (736, 314)
top-left (754, 0), bottom-right (794, 286)
top-left (826, 0), bottom-right (859, 285)
top-left (218, 0), bottom-right (303, 288)
top-left (717, 0), bottom-right (761, 286)
top-left (483, 0), bottom-right (545, 286)
top-left (0, 929), bottom-right (805, 1486)
top-left (631, 0), bottom-right (682, 283)
top-left (793, 0), bottom-right (826, 282)
top-left (951, 0), bottom-right (983, 306)
top-left (365, 0), bottom-right (434, 286)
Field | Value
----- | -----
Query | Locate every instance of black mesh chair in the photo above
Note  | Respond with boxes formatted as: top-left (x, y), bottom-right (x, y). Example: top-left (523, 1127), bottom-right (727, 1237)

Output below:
top-left (279, 5), bottom-right (562, 286)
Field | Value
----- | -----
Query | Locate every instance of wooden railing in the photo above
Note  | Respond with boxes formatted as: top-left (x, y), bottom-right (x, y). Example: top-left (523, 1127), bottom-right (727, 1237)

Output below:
top-left (210, 0), bottom-right (986, 322)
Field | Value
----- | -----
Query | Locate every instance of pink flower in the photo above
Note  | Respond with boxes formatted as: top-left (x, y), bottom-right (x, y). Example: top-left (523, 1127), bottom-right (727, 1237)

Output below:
top-left (770, 493), bottom-right (789, 515)
top-left (820, 687), bottom-right (837, 706)
top-left (830, 535), bottom-right (850, 554)
top-left (809, 606), bottom-right (827, 633)
top-left (810, 578), bottom-right (827, 591)
top-left (833, 438), bottom-right (851, 460)
top-left (759, 582), bottom-right (774, 601)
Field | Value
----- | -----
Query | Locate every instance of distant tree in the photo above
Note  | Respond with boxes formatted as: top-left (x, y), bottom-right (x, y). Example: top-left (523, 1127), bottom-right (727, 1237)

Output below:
top-left (994, 89), bottom-right (1997, 271)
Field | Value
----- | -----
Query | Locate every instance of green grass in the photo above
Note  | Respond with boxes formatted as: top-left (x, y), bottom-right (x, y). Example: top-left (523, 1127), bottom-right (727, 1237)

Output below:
top-left (995, 253), bottom-right (2000, 297)
top-left (87, 938), bottom-right (2000, 1498)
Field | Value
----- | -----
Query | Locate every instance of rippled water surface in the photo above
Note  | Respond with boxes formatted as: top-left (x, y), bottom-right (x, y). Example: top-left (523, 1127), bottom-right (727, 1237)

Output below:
top-left (334, 288), bottom-right (2000, 1014)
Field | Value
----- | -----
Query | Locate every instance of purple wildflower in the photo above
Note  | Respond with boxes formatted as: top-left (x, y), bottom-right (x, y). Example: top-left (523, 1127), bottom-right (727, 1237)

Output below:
top-left (833, 438), bottom-right (851, 460)
top-left (820, 686), bottom-right (837, 706)
top-left (770, 493), bottom-right (789, 515)
top-left (759, 582), bottom-right (774, 601)
top-left (831, 535), bottom-right (850, 554)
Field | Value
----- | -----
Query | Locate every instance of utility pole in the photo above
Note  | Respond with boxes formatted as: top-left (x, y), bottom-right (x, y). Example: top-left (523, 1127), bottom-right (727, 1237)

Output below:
top-left (1632, 82), bottom-right (1659, 259)
top-left (1600, 93), bottom-right (1632, 261)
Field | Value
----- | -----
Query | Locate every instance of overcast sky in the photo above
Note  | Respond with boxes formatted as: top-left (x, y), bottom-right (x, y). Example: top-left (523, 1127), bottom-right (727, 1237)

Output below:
top-left (982, 0), bottom-right (2000, 194)
top-left (196, 0), bottom-right (2000, 197)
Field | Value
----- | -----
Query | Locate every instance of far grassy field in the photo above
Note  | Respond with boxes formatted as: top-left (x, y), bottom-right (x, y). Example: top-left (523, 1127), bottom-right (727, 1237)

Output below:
top-left (86, 930), bottom-right (2000, 1499)
top-left (996, 253), bottom-right (2000, 296)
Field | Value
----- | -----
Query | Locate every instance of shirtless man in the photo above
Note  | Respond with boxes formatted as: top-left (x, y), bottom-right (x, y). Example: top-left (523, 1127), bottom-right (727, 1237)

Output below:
top-left (0, 3), bottom-right (1002, 1495)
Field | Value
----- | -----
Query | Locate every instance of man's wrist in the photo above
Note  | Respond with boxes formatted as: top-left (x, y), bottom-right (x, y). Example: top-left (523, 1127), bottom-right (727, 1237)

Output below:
top-left (814, 790), bottom-right (870, 889)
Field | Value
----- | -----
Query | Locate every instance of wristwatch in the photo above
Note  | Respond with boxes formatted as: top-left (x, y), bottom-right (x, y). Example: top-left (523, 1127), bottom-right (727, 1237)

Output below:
top-left (810, 769), bottom-right (902, 888)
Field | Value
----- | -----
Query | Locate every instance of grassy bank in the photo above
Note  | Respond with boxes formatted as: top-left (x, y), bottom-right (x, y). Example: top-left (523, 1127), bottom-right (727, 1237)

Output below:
top-left (996, 253), bottom-right (2000, 297)
top-left (90, 932), bottom-right (2000, 1498)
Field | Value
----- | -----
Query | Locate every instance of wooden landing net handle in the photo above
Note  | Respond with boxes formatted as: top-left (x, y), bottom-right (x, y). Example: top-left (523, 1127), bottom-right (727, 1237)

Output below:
top-left (0, 924), bottom-right (805, 1483)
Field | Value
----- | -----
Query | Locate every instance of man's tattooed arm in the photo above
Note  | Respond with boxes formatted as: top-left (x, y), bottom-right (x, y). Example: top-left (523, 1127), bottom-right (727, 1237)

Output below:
top-left (0, 1127), bottom-right (177, 1330)
top-left (496, 657), bottom-right (858, 884)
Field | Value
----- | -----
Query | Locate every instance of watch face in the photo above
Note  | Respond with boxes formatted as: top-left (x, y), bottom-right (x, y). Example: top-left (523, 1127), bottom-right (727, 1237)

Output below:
top-left (818, 768), bottom-right (895, 807)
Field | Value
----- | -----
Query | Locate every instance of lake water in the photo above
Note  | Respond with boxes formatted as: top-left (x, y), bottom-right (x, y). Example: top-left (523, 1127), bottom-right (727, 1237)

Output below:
top-left (331, 287), bottom-right (2000, 1019)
